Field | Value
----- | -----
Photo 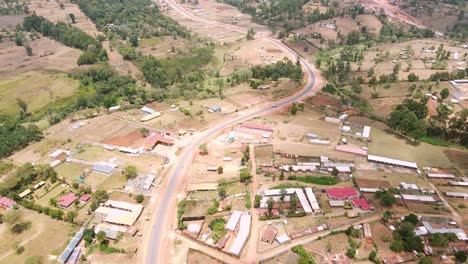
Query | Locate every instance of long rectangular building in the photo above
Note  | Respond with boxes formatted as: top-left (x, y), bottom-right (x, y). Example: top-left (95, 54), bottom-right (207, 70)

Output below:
top-left (305, 188), bottom-right (320, 212)
top-left (58, 228), bottom-right (84, 264)
top-left (295, 189), bottom-right (312, 213)
top-left (368, 155), bottom-right (418, 169)
top-left (228, 214), bottom-right (251, 256)
top-left (225, 211), bottom-right (242, 231)
top-left (263, 188), bottom-right (296, 196)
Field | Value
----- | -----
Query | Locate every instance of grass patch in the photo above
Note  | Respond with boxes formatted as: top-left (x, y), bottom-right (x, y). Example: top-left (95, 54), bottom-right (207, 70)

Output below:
top-left (0, 72), bottom-right (79, 114)
top-left (419, 136), bottom-right (460, 148)
top-left (293, 176), bottom-right (339, 185)
top-left (271, 183), bottom-right (307, 189)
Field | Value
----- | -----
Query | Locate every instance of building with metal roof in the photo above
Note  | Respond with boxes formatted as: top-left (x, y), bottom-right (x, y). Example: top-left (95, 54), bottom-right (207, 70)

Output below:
top-left (141, 106), bottom-right (156, 114)
top-left (360, 187), bottom-right (381, 193)
top-left (368, 155), bottom-right (418, 169)
top-left (262, 188), bottom-right (296, 196)
top-left (305, 188), bottom-right (320, 212)
top-left (275, 234), bottom-right (291, 244)
top-left (445, 192), bottom-right (468, 199)
top-left (68, 247), bottom-right (81, 264)
top-left (0, 196), bottom-right (16, 208)
top-left (58, 228), bottom-right (84, 264)
top-left (225, 211), bottom-right (242, 232)
top-left (228, 214), bottom-right (251, 256)
top-left (400, 194), bottom-right (437, 203)
top-left (362, 126), bottom-right (371, 140)
top-left (326, 187), bottom-right (359, 200)
top-left (59, 193), bottom-right (78, 208)
top-left (335, 145), bottom-right (368, 156)
top-left (422, 221), bottom-right (465, 235)
top-left (295, 188), bottom-right (312, 213)
top-left (240, 123), bottom-right (273, 132)
top-left (95, 200), bottom-right (144, 226)
top-left (92, 162), bottom-right (114, 175)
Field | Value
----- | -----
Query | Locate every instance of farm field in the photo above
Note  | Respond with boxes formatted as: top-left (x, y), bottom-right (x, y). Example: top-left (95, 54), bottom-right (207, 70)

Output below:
top-left (0, 37), bottom-right (81, 77)
top-left (35, 184), bottom-right (69, 207)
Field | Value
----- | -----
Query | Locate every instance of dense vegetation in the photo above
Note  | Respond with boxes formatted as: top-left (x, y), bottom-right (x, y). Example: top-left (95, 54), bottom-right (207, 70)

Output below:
top-left (76, 0), bottom-right (188, 40)
top-left (22, 14), bottom-right (107, 65)
top-left (388, 99), bottom-right (468, 146)
top-left (251, 58), bottom-right (303, 83)
top-left (0, 115), bottom-right (42, 158)
top-left (222, 0), bottom-right (307, 31)
top-left (69, 65), bottom-right (145, 108)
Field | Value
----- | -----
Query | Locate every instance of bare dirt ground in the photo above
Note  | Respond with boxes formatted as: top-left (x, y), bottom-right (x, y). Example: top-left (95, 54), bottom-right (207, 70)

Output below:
top-left (139, 36), bottom-right (190, 58)
top-left (360, 0), bottom-right (426, 29)
top-left (27, 0), bottom-right (140, 77)
top-left (0, 37), bottom-right (81, 77)
top-left (443, 149), bottom-right (468, 177)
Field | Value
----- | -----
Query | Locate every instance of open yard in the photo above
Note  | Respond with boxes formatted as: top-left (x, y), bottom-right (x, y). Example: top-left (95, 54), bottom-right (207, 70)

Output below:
top-left (0, 209), bottom-right (74, 264)
top-left (368, 124), bottom-right (452, 168)
top-left (186, 249), bottom-right (223, 264)
top-left (35, 184), bottom-right (68, 207)
top-left (55, 162), bottom-right (87, 183)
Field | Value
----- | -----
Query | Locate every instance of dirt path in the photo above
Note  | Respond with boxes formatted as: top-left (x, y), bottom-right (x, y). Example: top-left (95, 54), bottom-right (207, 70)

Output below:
top-left (428, 183), bottom-right (462, 224)
top-left (244, 144), bottom-right (260, 263)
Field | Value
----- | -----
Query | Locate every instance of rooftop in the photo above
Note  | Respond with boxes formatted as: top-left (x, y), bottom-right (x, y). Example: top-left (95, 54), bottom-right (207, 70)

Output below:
top-left (59, 193), bottom-right (78, 208)
top-left (326, 187), bottom-right (359, 200)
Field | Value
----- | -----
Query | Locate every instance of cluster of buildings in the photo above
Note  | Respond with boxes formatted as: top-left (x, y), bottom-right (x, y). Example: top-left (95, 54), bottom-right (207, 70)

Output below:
top-left (327, 187), bottom-right (373, 211)
top-left (258, 187), bottom-right (321, 215)
top-left (58, 193), bottom-right (91, 209)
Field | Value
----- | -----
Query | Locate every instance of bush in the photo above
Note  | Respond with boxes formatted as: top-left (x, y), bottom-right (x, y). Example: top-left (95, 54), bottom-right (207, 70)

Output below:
top-left (135, 195), bottom-right (144, 204)
top-left (291, 245), bottom-right (315, 264)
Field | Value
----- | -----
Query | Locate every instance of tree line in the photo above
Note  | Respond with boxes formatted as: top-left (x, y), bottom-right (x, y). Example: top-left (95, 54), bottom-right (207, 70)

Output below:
top-left (0, 115), bottom-right (42, 158)
top-left (22, 13), bottom-right (108, 65)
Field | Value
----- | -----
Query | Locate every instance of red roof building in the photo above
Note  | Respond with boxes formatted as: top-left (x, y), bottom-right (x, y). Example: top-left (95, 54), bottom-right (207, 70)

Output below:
top-left (261, 226), bottom-right (278, 243)
top-left (351, 198), bottom-right (373, 210)
top-left (326, 187), bottom-right (359, 200)
top-left (59, 193), bottom-right (77, 208)
top-left (144, 133), bottom-right (174, 150)
top-left (0, 197), bottom-right (16, 209)
top-left (80, 194), bottom-right (91, 203)
top-left (335, 145), bottom-right (368, 156)
top-left (240, 123), bottom-right (273, 132)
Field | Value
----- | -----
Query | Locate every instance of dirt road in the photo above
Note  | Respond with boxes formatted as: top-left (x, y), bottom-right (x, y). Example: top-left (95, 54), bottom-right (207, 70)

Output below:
top-left (143, 1), bottom-right (323, 263)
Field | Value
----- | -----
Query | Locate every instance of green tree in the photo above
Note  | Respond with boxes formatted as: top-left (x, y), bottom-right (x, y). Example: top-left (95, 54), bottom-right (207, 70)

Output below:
top-left (65, 211), bottom-right (77, 223)
top-left (129, 35), bottom-right (138, 47)
top-left (419, 256), bottom-right (432, 264)
top-left (369, 250), bottom-right (377, 262)
top-left (455, 251), bottom-right (467, 263)
top-left (93, 189), bottom-right (109, 203)
top-left (135, 194), bottom-right (144, 203)
top-left (140, 127), bottom-right (149, 137)
top-left (346, 247), bottom-right (356, 258)
top-left (96, 230), bottom-right (107, 244)
top-left (279, 170), bottom-right (285, 180)
top-left (69, 13), bottom-right (76, 23)
top-left (198, 143), bottom-right (208, 155)
top-left (239, 168), bottom-right (251, 182)
top-left (254, 194), bottom-right (261, 208)
top-left (217, 166), bottom-right (223, 174)
top-left (124, 165), bottom-right (137, 179)
top-left (440, 88), bottom-right (449, 99)
top-left (403, 213), bottom-right (418, 225)
top-left (83, 228), bottom-right (95, 244)
top-left (291, 103), bottom-right (298, 115)
top-left (267, 198), bottom-right (274, 213)
top-left (17, 98), bottom-right (28, 118)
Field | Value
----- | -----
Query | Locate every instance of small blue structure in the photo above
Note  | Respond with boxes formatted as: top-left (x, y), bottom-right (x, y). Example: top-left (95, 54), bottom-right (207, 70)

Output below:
top-left (211, 106), bottom-right (221, 112)
top-left (76, 177), bottom-right (84, 183)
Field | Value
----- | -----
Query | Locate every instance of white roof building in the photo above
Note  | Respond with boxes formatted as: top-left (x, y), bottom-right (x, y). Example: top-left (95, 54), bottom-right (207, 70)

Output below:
top-left (228, 214), bottom-right (251, 256)
top-left (362, 126), bottom-right (371, 139)
top-left (400, 182), bottom-right (419, 190)
top-left (368, 155), bottom-right (418, 169)
top-left (225, 211), bottom-right (242, 231)
top-left (305, 188), bottom-right (320, 212)
top-left (445, 192), bottom-right (468, 199)
top-left (295, 189), bottom-right (312, 213)
top-left (275, 234), bottom-right (291, 244)
top-left (401, 194), bottom-right (436, 203)
top-left (49, 149), bottom-right (64, 158)
top-left (360, 187), bottom-right (381, 193)
top-left (263, 189), bottom-right (296, 196)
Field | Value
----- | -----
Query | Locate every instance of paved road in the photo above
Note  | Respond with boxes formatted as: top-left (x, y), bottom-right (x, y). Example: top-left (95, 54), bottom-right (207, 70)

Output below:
top-left (145, 1), bottom-right (321, 263)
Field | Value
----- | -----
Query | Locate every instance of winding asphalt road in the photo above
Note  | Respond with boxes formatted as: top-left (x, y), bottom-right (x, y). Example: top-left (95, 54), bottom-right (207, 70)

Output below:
top-left (145, 1), bottom-right (321, 263)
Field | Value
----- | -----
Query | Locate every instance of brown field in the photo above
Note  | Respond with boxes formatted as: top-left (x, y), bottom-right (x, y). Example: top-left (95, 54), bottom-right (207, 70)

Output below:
top-left (262, 251), bottom-right (300, 264)
top-left (356, 178), bottom-right (392, 189)
top-left (444, 150), bottom-right (468, 176)
top-left (102, 129), bottom-right (146, 148)
top-left (138, 36), bottom-right (190, 58)
top-left (406, 201), bottom-right (450, 215)
top-left (0, 37), bottom-right (81, 77)
top-left (370, 221), bottom-right (395, 259)
top-left (354, 169), bottom-right (431, 189)
top-left (27, 0), bottom-right (99, 37)
top-left (0, 15), bottom-right (25, 29)
top-left (308, 93), bottom-right (342, 109)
